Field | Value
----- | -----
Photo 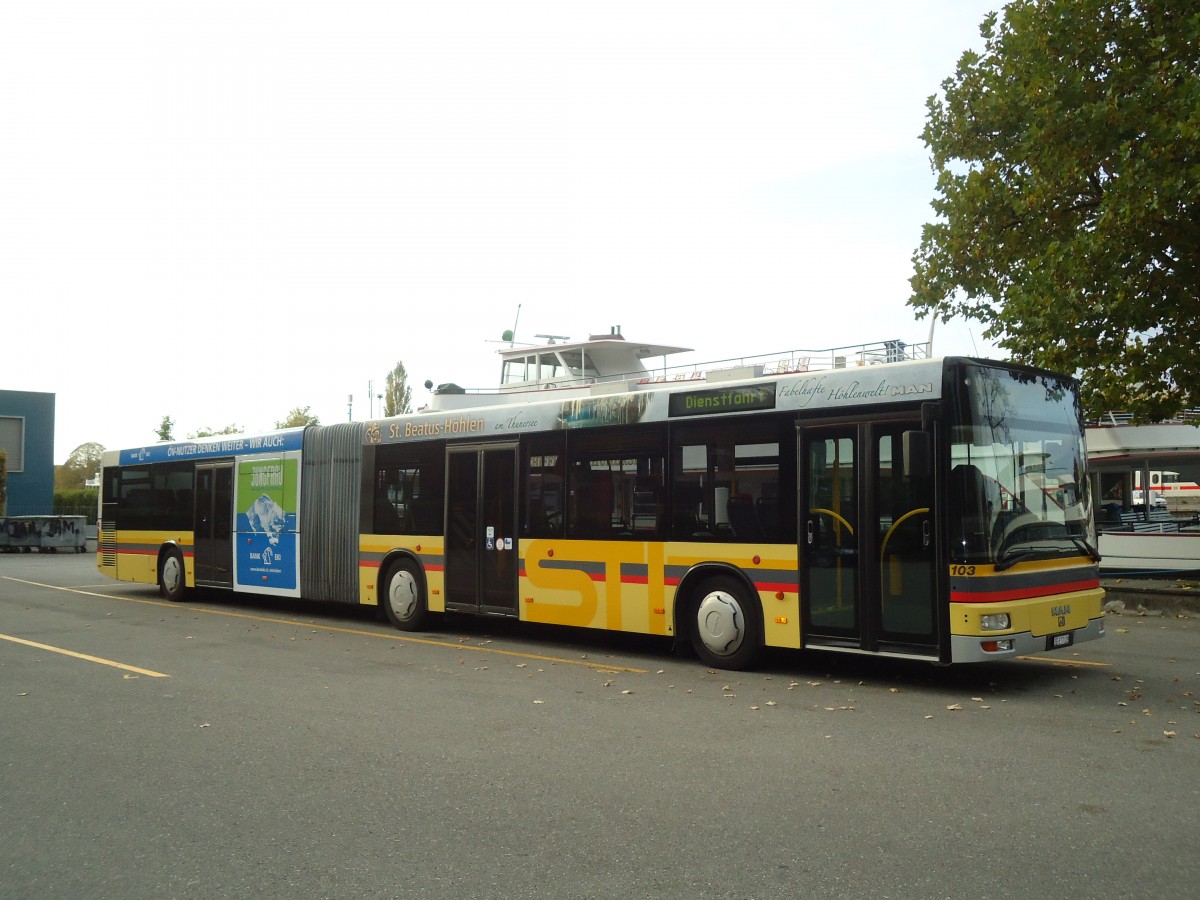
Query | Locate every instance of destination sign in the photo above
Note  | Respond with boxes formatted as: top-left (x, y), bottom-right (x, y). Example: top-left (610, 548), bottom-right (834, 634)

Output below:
top-left (668, 384), bottom-right (776, 418)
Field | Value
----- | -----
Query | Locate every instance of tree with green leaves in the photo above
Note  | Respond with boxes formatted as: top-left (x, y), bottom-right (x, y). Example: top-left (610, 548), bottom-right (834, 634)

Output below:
top-left (155, 415), bottom-right (174, 442)
top-left (188, 424), bottom-right (243, 439)
top-left (384, 361), bottom-right (413, 417)
top-left (910, 0), bottom-right (1198, 421)
top-left (275, 406), bottom-right (319, 429)
top-left (55, 442), bottom-right (105, 490)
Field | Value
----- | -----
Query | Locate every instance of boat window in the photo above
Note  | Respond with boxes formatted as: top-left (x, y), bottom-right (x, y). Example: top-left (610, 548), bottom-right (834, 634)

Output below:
top-left (558, 349), bottom-right (599, 379)
top-left (537, 352), bottom-right (567, 382)
top-left (502, 355), bottom-right (533, 385)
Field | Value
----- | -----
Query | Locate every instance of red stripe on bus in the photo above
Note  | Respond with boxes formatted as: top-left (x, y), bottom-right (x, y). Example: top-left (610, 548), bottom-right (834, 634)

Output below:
top-left (754, 581), bottom-right (799, 594)
top-left (951, 578), bottom-right (1100, 604)
top-left (511, 570), bottom-right (797, 594)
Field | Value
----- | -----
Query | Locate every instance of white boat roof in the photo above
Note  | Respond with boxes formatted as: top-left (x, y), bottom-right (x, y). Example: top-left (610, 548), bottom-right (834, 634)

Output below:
top-left (498, 334), bottom-right (692, 377)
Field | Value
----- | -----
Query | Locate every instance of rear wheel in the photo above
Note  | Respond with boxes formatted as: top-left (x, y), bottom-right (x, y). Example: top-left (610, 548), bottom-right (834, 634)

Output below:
top-left (382, 559), bottom-right (428, 631)
top-left (688, 575), bottom-right (762, 670)
top-left (159, 548), bottom-right (186, 601)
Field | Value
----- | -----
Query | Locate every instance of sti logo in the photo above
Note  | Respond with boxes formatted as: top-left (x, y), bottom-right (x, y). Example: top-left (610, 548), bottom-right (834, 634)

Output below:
top-left (133, 448), bottom-right (151, 462)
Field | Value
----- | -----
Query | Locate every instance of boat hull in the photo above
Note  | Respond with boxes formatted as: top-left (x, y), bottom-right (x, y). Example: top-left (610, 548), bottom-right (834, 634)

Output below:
top-left (1097, 530), bottom-right (1200, 576)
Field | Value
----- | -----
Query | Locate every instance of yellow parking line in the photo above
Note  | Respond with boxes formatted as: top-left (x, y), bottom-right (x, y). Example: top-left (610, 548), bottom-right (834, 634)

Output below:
top-left (1017, 655), bottom-right (1109, 667)
top-left (206, 606), bottom-right (648, 671)
top-left (0, 633), bottom-right (170, 677)
top-left (2, 577), bottom-right (647, 674)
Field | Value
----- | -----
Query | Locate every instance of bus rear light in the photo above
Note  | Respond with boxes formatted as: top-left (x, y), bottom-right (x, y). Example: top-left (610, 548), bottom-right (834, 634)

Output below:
top-left (980, 613), bottom-right (1011, 631)
top-left (980, 639), bottom-right (1013, 653)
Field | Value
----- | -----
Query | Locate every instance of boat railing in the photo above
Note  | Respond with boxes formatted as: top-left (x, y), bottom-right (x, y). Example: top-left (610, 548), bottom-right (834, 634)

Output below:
top-left (1090, 409), bottom-right (1200, 426)
top-left (688, 338), bottom-right (932, 378)
top-left (442, 338), bottom-right (933, 397)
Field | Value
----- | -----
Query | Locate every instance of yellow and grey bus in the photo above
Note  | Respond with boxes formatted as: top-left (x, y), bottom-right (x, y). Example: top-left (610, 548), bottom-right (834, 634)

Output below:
top-left (99, 349), bottom-right (1105, 668)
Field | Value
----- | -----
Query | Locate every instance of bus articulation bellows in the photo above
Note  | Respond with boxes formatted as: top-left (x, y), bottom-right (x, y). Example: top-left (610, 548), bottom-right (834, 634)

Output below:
top-left (98, 341), bottom-right (1105, 668)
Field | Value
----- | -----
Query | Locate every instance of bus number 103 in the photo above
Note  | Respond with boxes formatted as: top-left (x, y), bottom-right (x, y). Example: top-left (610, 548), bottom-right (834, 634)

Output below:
top-left (951, 565), bottom-right (977, 576)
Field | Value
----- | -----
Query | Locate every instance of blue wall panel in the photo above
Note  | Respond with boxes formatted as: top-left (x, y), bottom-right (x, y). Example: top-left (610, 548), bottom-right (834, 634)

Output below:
top-left (0, 389), bottom-right (55, 515)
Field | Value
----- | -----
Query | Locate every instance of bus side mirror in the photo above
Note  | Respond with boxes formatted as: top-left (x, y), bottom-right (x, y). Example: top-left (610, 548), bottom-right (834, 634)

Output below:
top-left (903, 431), bottom-right (931, 479)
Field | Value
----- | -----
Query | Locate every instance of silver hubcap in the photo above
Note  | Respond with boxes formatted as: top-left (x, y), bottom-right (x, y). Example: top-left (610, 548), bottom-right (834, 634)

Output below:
top-left (696, 590), bottom-right (744, 657)
top-left (388, 570), bottom-right (418, 620)
top-left (163, 556), bottom-right (182, 593)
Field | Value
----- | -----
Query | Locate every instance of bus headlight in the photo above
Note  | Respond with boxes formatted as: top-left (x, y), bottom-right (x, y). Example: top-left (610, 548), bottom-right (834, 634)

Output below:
top-left (980, 613), bottom-right (1011, 631)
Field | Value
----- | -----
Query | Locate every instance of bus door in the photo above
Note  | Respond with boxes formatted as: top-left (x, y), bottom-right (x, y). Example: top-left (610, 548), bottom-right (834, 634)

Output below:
top-left (799, 420), bottom-right (938, 656)
top-left (194, 462), bottom-right (234, 587)
top-left (444, 443), bottom-right (519, 615)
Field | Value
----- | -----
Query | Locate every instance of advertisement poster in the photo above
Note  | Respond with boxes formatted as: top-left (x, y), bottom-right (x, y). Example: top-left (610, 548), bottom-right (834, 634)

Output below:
top-left (234, 454), bottom-right (300, 595)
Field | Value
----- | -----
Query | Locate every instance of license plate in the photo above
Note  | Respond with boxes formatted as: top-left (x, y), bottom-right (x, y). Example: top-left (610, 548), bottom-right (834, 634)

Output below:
top-left (1048, 632), bottom-right (1073, 650)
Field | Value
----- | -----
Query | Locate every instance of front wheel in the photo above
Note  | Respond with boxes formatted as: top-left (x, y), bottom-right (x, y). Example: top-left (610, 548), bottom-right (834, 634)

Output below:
top-left (382, 559), bottom-right (428, 631)
top-left (688, 575), bottom-right (762, 670)
top-left (159, 548), bottom-right (187, 601)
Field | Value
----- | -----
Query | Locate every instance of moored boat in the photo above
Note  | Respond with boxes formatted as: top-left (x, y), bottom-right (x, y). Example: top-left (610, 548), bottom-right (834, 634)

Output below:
top-left (421, 328), bottom-right (928, 412)
top-left (1087, 418), bottom-right (1200, 576)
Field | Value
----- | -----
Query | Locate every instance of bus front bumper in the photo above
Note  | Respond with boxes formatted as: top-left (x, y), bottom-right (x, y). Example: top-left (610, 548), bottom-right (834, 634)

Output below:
top-left (950, 615), bottom-right (1107, 663)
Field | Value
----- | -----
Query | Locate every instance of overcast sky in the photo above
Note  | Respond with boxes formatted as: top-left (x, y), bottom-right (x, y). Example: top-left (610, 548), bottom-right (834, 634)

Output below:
top-left (2, 1), bottom-right (1002, 463)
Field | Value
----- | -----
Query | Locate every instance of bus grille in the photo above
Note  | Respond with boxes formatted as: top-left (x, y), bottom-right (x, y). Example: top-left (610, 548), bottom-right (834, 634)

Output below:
top-left (100, 525), bottom-right (117, 567)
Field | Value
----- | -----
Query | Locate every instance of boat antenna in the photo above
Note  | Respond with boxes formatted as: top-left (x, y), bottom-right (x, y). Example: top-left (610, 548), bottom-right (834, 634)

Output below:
top-left (502, 304), bottom-right (522, 346)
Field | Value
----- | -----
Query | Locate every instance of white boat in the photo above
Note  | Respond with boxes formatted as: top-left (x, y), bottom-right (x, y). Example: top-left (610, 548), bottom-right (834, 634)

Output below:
top-left (422, 328), bottom-right (925, 412)
top-left (1087, 419), bottom-right (1200, 576)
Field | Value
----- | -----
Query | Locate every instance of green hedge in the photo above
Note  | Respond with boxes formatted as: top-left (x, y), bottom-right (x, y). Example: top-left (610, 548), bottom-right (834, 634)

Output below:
top-left (54, 490), bottom-right (99, 524)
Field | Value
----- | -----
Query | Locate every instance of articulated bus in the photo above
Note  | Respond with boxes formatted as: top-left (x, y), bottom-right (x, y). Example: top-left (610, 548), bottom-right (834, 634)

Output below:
top-left (98, 355), bottom-right (1105, 668)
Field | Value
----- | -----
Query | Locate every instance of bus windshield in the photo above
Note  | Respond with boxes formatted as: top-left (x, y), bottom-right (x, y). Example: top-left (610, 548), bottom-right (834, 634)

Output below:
top-left (948, 363), bottom-right (1096, 568)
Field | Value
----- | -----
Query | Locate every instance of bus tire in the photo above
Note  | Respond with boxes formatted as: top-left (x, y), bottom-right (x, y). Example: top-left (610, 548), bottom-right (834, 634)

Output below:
top-left (159, 548), bottom-right (187, 602)
top-left (688, 575), bottom-right (761, 670)
top-left (382, 559), bottom-right (428, 632)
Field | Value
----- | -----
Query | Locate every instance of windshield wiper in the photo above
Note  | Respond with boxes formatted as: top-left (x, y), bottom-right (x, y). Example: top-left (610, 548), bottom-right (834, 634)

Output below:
top-left (994, 547), bottom-right (1036, 571)
top-left (996, 538), bottom-right (1100, 572)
